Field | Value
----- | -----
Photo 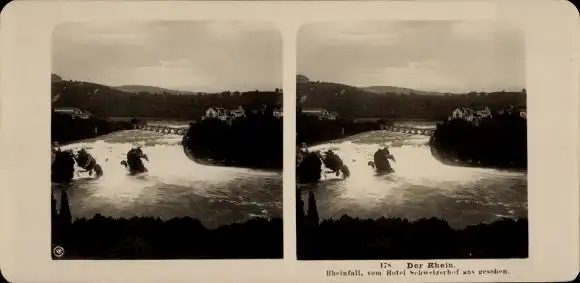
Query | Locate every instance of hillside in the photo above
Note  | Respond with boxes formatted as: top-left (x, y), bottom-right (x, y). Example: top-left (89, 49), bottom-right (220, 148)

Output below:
top-left (51, 74), bottom-right (63, 83)
top-left (296, 76), bottom-right (526, 120)
top-left (113, 85), bottom-right (198, 95)
top-left (297, 74), bottom-right (310, 84)
top-left (51, 76), bottom-right (282, 120)
top-left (360, 85), bottom-right (443, 95)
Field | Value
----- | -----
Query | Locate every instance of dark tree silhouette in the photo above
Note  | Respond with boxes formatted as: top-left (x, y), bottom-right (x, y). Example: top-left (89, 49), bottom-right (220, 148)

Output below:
top-left (51, 111), bottom-right (134, 144)
top-left (296, 190), bottom-right (528, 260)
top-left (182, 104), bottom-right (283, 170)
top-left (430, 110), bottom-right (527, 169)
top-left (51, 189), bottom-right (283, 259)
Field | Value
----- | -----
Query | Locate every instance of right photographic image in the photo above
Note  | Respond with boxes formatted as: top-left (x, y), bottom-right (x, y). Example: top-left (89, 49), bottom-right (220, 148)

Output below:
top-left (296, 21), bottom-right (528, 260)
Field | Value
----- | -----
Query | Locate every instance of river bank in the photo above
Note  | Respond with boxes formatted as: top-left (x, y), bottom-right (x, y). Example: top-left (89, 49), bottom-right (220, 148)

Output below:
top-left (52, 112), bottom-right (135, 145)
top-left (296, 114), bottom-right (392, 146)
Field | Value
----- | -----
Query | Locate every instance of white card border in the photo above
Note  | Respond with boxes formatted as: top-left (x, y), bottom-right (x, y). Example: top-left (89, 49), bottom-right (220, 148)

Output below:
top-left (0, 1), bottom-right (578, 282)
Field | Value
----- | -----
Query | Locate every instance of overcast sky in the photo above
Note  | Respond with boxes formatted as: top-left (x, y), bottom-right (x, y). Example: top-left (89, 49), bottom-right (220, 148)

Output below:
top-left (53, 21), bottom-right (282, 93)
top-left (298, 21), bottom-right (525, 93)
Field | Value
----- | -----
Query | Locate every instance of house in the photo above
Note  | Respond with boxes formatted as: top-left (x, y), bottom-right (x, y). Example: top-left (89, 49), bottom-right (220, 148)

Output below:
top-left (81, 110), bottom-right (92, 119)
top-left (273, 109), bottom-right (283, 118)
top-left (53, 107), bottom-right (90, 119)
top-left (203, 107), bottom-right (229, 121)
top-left (302, 108), bottom-right (325, 118)
top-left (498, 105), bottom-right (526, 119)
top-left (203, 106), bottom-right (246, 121)
top-left (228, 106), bottom-right (245, 118)
top-left (448, 106), bottom-right (492, 123)
top-left (302, 108), bottom-right (337, 120)
top-left (203, 107), bottom-right (225, 120)
top-left (449, 107), bottom-right (474, 121)
top-left (325, 111), bottom-right (338, 120)
top-left (473, 106), bottom-right (492, 119)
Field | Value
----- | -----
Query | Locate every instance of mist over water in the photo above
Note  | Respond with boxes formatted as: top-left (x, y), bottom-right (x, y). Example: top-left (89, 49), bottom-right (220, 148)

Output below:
top-left (300, 129), bottom-right (527, 230)
top-left (52, 129), bottom-right (282, 229)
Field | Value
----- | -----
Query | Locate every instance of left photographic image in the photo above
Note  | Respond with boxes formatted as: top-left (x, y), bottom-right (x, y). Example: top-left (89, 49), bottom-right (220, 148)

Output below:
top-left (50, 21), bottom-right (283, 259)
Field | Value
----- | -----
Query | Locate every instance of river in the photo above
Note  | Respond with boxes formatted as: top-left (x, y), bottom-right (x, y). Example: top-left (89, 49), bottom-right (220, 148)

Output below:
top-left (51, 127), bottom-right (282, 229)
top-left (298, 121), bottom-right (527, 230)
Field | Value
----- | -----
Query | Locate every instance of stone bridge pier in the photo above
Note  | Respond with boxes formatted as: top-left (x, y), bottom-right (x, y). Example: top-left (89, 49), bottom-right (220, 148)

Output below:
top-left (380, 124), bottom-right (434, 136)
top-left (135, 124), bottom-right (188, 135)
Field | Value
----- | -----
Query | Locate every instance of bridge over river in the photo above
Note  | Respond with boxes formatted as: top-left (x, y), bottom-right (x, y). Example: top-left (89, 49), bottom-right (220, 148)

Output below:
top-left (380, 125), bottom-right (434, 136)
top-left (134, 123), bottom-right (435, 136)
top-left (134, 124), bottom-right (188, 135)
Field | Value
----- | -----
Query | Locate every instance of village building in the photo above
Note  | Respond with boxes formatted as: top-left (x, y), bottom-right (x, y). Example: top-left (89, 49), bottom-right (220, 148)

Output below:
top-left (202, 106), bottom-right (246, 121)
top-left (203, 107), bottom-right (227, 121)
top-left (273, 109), bottom-right (283, 118)
top-left (302, 108), bottom-right (338, 120)
top-left (53, 107), bottom-right (91, 119)
top-left (448, 106), bottom-right (492, 123)
top-left (497, 105), bottom-right (526, 119)
top-left (203, 105), bottom-right (283, 121)
top-left (228, 106), bottom-right (245, 118)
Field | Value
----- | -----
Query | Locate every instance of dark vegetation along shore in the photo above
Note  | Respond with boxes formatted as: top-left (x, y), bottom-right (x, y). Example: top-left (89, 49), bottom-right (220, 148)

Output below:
top-left (429, 109), bottom-right (527, 170)
top-left (296, 191), bottom-right (528, 260)
top-left (182, 104), bottom-right (283, 170)
top-left (296, 109), bottom-right (392, 146)
top-left (52, 191), bottom-right (283, 259)
top-left (51, 111), bottom-right (134, 145)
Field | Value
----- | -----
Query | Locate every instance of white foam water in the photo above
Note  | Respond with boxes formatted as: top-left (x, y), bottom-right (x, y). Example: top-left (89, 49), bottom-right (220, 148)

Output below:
top-left (54, 130), bottom-right (282, 228)
top-left (300, 131), bottom-right (527, 229)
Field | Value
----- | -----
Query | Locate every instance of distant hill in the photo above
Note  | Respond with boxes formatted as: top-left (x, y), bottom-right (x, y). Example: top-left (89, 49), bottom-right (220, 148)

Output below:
top-left (360, 85), bottom-right (444, 96)
top-left (297, 77), bottom-right (526, 120)
top-left (297, 74), bottom-right (310, 84)
top-left (51, 74), bottom-right (63, 83)
top-left (113, 85), bottom-right (198, 95)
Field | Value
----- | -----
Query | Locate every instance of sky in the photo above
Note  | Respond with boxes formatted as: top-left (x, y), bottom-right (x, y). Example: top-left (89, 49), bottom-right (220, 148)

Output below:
top-left (298, 21), bottom-right (525, 93)
top-left (52, 21), bottom-right (282, 93)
